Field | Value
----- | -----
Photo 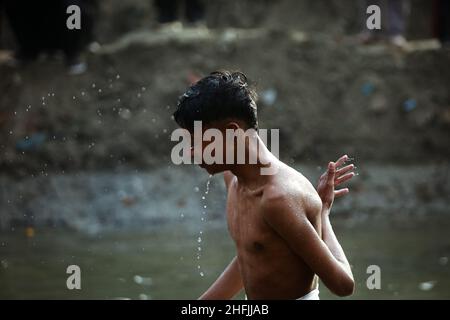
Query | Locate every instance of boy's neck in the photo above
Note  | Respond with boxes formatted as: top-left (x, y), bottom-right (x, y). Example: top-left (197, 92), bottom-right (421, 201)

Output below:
top-left (230, 136), bottom-right (277, 191)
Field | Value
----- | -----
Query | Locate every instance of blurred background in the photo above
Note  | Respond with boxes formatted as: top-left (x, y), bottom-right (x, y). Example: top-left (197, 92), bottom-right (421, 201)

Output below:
top-left (0, 0), bottom-right (449, 299)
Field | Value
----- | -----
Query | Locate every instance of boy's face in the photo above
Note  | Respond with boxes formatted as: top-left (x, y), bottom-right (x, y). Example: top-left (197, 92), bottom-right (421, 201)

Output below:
top-left (190, 121), bottom-right (241, 175)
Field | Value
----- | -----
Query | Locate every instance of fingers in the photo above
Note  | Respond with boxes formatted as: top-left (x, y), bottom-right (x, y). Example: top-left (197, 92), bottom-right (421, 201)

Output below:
top-left (335, 172), bottom-right (355, 186)
top-left (327, 162), bottom-right (336, 185)
top-left (328, 155), bottom-right (356, 198)
top-left (328, 162), bottom-right (336, 173)
top-left (335, 155), bottom-right (349, 168)
top-left (336, 164), bottom-right (354, 176)
top-left (324, 156), bottom-right (356, 187)
top-left (334, 188), bottom-right (349, 198)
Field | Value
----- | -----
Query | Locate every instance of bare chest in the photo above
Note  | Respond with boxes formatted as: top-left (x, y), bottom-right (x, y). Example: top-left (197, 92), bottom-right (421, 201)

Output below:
top-left (226, 188), bottom-right (277, 254)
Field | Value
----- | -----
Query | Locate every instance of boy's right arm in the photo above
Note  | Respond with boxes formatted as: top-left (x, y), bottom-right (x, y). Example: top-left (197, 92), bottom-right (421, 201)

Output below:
top-left (199, 172), bottom-right (242, 300)
top-left (198, 256), bottom-right (243, 300)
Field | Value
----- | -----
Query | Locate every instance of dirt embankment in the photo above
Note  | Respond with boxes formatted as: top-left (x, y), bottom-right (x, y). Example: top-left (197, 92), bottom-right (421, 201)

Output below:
top-left (1, 30), bottom-right (449, 176)
top-left (0, 0), bottom-right (448, 231)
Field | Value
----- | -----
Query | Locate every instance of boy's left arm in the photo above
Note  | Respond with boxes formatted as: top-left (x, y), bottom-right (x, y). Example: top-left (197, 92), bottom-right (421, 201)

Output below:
top-left (262, 154), bottom-right (357, 297)
top-left (262, 190), bottom-right (355, 297)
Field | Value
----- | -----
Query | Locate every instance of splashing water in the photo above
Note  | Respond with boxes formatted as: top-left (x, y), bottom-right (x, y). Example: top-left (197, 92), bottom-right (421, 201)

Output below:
top-left (196, 175), bottom-right (212, 277)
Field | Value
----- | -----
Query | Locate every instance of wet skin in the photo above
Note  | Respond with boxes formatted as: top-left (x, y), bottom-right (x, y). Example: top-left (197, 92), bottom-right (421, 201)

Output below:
top-left (194, 123), bottom-right (355, 299)
top-left (226, 162), bottom-right (322, 299)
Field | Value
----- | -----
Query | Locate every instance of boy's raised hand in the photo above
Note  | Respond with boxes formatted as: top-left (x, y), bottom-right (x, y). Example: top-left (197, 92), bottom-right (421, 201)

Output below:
top-left (316, 155), bottom-right (356, 210)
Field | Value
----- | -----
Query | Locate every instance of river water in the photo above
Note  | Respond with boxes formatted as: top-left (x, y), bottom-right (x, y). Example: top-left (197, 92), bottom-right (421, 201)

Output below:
top-left (1, 214), bottom-right (449, 299)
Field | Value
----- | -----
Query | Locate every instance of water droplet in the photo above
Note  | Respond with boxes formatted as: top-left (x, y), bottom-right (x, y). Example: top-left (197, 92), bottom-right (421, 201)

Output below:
top-left (139, 294), bottom-right (149, 300)
top-left (194, 187), bottom-right (200, 192)
top-left (419, 281), bottom-right (436, 291)
top-left (133, 275), bottom-right (153, 286)
top-left (119, 108), bottom-right (132, 120)
top-left (197, 237), bottom-right (202, 243)
top-left (199, 272), bottom-right (204, 277)
top-left (133, 275), bottom-right (143, 284)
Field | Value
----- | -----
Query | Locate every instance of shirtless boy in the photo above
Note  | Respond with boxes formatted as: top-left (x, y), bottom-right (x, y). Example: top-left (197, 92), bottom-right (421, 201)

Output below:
top-left (173, 70), bottom-right (355, 300)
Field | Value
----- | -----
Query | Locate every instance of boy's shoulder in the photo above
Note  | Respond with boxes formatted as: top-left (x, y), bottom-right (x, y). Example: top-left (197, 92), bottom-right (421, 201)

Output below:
top-left (261, 163), bottom-right (322, 216)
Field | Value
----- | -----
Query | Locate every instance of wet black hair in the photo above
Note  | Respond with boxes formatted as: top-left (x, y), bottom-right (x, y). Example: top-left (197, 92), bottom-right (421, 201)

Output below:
top-left (173, 70), bottom-right (258, 131)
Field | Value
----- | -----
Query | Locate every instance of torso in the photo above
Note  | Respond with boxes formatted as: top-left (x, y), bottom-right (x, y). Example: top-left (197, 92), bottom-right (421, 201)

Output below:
top-left (226, 163), bottom-right (322, 299)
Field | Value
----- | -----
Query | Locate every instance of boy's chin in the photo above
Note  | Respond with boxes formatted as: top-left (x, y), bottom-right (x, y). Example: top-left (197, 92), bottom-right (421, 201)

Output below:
top-left (199, 164), bottom-right (223, 175)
